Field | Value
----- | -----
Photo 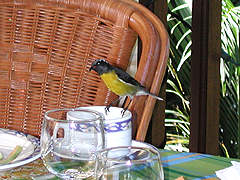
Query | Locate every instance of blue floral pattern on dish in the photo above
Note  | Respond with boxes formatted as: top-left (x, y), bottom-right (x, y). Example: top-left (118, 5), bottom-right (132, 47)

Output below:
top-left (104, 118), bottom-right (132, 133)
top-left (69, 118), bottom-right (132, 133)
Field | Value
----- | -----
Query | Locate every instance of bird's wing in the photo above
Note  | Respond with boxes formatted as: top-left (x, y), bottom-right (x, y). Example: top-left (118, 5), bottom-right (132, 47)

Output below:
top-left (113, 66), bottom-right (145, 88)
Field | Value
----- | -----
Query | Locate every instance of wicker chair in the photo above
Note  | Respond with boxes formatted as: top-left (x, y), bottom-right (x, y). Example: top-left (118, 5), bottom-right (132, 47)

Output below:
top-left (0, 0), bottom-right (169, 141)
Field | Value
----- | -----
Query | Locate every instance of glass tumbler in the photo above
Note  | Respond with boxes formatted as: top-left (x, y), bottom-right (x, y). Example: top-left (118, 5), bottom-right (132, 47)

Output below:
top-left (40, 108), bottom-right (105, 179)
top-left (95, 146), bottom-right (164, 180)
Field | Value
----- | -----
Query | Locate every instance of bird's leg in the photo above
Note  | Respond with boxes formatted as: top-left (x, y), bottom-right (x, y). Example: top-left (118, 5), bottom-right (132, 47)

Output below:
top-left (105, 97), bottom-right (122, 114)
top-left (121, 99), bottom-right (132, 116)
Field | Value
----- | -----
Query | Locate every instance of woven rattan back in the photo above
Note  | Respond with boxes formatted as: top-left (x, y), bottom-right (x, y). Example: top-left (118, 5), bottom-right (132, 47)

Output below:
top-left (0, 0), bottom-right (169, 139)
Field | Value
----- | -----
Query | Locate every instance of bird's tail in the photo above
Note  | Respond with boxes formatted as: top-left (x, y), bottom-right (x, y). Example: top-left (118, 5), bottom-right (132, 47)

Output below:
top-left (147, 92), bottom-right (163, 101)
top-left (136, 90), bottom-right (163, 101)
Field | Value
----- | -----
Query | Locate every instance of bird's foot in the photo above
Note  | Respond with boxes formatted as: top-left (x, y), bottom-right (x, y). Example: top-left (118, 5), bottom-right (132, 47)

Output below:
top-left (105, 105), bottom-right (111, 115)
top-left (121, 99), bottom-right (132, 117)
top-left (121, 108), bottom-right (127, 117)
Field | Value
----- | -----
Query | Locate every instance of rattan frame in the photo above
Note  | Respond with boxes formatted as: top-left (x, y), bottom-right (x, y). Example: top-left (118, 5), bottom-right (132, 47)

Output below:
top-left (0, 0), bottom-right (169, 140)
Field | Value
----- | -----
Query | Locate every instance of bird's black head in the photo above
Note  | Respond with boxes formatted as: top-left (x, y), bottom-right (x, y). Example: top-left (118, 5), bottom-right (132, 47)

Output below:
top-left (89, 59), bottom-right (113, 75)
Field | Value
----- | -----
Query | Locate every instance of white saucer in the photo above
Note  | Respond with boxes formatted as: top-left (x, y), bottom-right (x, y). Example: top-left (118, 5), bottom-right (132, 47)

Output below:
top-left (0, 128), bottom-right (40, 171)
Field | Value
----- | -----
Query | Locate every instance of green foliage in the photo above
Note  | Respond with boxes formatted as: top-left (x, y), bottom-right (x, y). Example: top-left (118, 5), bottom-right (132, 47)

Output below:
top-left (165, 0), bottom-right (191, 152)
top-left (220, 0), bottom-right (240, 158)
top-left (166, 0), bottom-right (240, 158)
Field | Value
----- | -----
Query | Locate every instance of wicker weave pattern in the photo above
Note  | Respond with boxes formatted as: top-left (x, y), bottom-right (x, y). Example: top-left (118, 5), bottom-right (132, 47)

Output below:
top-left (0, 0), bottom-right (169, 140)
top-left (0, 1), bottom-right (137, 136)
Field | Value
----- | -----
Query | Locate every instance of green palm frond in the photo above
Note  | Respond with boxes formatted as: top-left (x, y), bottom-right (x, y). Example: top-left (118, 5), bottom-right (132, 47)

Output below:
top-left (166, 0), bottom-right (240, 158)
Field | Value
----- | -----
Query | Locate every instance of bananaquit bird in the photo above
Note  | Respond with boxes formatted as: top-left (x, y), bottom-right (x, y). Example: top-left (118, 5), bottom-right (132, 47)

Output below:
top-left (89, 59), bottom-right (163, 114)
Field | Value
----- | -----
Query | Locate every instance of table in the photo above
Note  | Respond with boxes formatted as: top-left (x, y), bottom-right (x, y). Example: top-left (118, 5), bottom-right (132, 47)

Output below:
top-left (160, 150), bottom-right (238, 179)
top-left (0, 150), bottom-right (238, 180)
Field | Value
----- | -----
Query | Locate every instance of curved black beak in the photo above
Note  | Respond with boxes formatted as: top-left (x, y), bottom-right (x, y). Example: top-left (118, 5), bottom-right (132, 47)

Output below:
top-left (89, 60), bottom-right (99, 72)
top-left (89, 65), bottom-right (95, 71)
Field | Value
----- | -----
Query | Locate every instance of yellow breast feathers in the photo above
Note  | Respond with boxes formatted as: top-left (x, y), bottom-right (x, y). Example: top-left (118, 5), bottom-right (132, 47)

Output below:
top-left (100, 71), bottom-right (136, 96)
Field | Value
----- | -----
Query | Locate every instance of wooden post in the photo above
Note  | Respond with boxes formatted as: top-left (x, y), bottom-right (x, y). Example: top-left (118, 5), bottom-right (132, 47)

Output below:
top-left (151, 0), bottom-right (167, 148)
top-left (190, 0), bottom-right (221, 155)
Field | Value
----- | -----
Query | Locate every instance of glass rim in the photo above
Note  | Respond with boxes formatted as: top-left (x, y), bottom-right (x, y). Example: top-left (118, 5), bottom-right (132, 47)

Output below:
top-left (97, 145), bottom-right (161, 163)
top-left (44, 108), bottom-right (104, 123)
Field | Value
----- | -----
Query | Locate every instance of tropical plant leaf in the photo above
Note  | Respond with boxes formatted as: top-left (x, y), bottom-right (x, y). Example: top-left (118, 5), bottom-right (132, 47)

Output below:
top-left (166, 0), bottom-right (240, 158)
